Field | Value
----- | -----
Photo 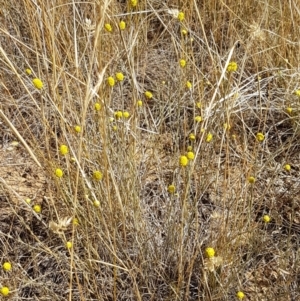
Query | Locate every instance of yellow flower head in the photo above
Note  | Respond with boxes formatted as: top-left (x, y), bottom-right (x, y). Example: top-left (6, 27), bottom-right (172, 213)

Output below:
top-left (181, 29), bottom-right (188, 35)
top-left (93, 170), bottom-right (103, 181)
top-left (206, 132), bottom-right (213, 142)
top-left (186, 81), bottom-right (192, 89)
top-left (248, 176), bottom-right (255, 184)
top-left (74, 125), bottom-right (81, 133)
top-left (205, 247), bottom-right (215, 258)
top-left (236, 291), bottom-right (245, 300)
top-left (32, 78), bottom-right (43, 90)
top-left (195, 116), bottom-right (202, 122)
top-left (55, 168), bottom-right (63, 178)
top-left (187, 151), bottom-right (195, 160)
top-left (179, 59), bottom-right (186, 68)
top-left (25, 68), bottom-right (32, 75)
top-left (196, 102), bottom-right (201, 108)
top-left (123, 111), bottom-right (130, 118)
top-left (33, 204), bottom-right (41, 213)
top-left (114, 111), bottom-right (123, 119)
top-left (224, 123), bottom-right (231, 130)
top-left (104, 23), bottom-right (112, 32)
top-left (256, 132), bottom-right (265, 142)
top-left (66, 241), bottom-right (72, 249)
top-left (294, 90), bottom-right (300, 97)
top-left (286, 107), bottom-right (292, 115)
top-left (145, 91), bottom-right (153, 99)
top-left (59, 144), bottom-right (69, 155)
top-left (93, 200), bottom-right (100, 207)
top-left (2, 262), bottom-right (11, 271)
top-left (187, 146), bottom-right (193, 151)
top-left (130, 0), bottom-right (138, 7)
top-left (73, 218), bottom-right (79, 225)
top-left (178, 11), bottom-right (185, 22)
top-left (189, 133), bottom-right (196, 141)
top-left (284, 164), bottom-right (291, 171)
top-left (263, 215), bottom-right (271, 223)
top-left (107, 76), bottom-right (115, 87)
top-left (137, 100), bottom-right (143, 107)
top-left (0, 287), bottom-right (10, 297)
top-left (116, 72), bottom-right (124, 81)
top-left (94, 102), bottom-right (101, 111)
top-left (119, 21), bottom-right (126, 30)
top-left (168, 184), bottom-right (176, 194)
top-left (227, 61), bottom-right (238, 72)
top-left (25, 198), bottom-right (31, 204)
top-left (179, 155), bottom-right (189, 167)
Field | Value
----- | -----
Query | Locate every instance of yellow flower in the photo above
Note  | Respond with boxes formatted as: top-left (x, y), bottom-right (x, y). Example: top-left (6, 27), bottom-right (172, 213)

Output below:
top-left (130, 0), bottom-right (138, 7)
top-left (59, 144), bottom-right (69, 155)
top-left (116, 72), bottom-right (124, 81)
top-left (104, 23), bottom-right (112, 32)
top-left (189, 133), bottom-right (196, 141)
top-left (55, 168), bottom-right (63, 178)
top-left (73, 218), bottom-right (79, 225)
top-left (2, 262), bottom-right (11, 271)
top-left (112, 125), bottom-right (117, 131)
top-left (145, 91), bottom-right (153, 99)
top-left (224, 123), bottom-right (231, 130)
top-left (25, 68), bottom-right (32, 75)
top-left (114, 111), bottom-right (123, 119)
top-left (119, 21), bottom-right (126, 30)
top-left (93, 200), bottom-right (100, 207)
top-left (178, 11), bottom-right (185, 21)
top-left (195, 116), bottom-right (202, 122)
top-left (248, 176), bottom-right (255, 184)
top-left (286, 107), bottom-right (292, 114)
top-left (25, 198), bottom-right (31, 204)
top-left (187, 151), bottom-right (195, 160)
top-left (93, 170), bottom-right (103, 181)
top-left (74, 125), bottom-right (81, 133)
top-left (33, 204), bottom-right (41, 213)
top-left (236, 291), bottom-right (245, 300)
top-left (181, 29), bottom-right (188, 35)
top-left (294, 90), bottom-right (300, 97)
top-left (137, 100), bottom-right (143, 107)
top-left (284, 164), bottom-right (291, 171)
top-left (187, 146), bottom-right (193, 151)
top-left (206, 132), bottom-right (213, 142)
top-left (168, 185), bottom-right (176, 194)
top-left (205, 247), bottom-right (215, 258)
top-left (94, 102), bottom-right (101, 111)
top-left (32, 78), bottom-right (43, 90)
top-left (196, 102), bottom-right (201, 108)
top-left (263, 215), bottom-right (271, 223)
top-left (227, 61), bottom-right (238, 72)
top-left (0, 287), bottom-right (9, 297)
top-left (186, 81), bottom-right (192, 89)
top-left (256, 132), bottom-right (265, 142)
top-left (123, 111), bottom-right (130, 118)
top-left (179, 155), bottom-right (188, 167)
top-left (107, 76), bottom-right (115, 87)
top-left (66, 241), bottom-right (72, 249)
top-left (179, 59), bottom-right (186, 68)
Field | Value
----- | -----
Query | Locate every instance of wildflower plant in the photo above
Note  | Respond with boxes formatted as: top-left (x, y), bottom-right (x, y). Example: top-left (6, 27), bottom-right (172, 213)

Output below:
top-left (0, 287), bottom-right (9, 297)
top-left (104, 23), bottom-right (112, 32)
top-left (167, 184), bottom-right (176, 194)
top-left (236, 291), bottom-right (245, 300)
top-left (144, 91), bottom-right (153, 99)
top-left (227, 61), bottom-right (238, 72)
top-left (179, 155), bottom-right (188, 167)
top-left (119, 21), bottom-right (126, 30)
top-left (179, 59), bottom-right (186, 68)
top-left (2, 262), bottom-right (11, 271)
top-left (55, 168), bottom-right (63, 178)
top-left (177, 11), bottom-right (185, 22)
top-left (59, 145), bottom-right (69, 155)
top-left (33, 204), bottom-right (41, 213)
top-left (107, 76), bottom-right (115, 87)
top-left (32, 78), bottom-right (43, 89)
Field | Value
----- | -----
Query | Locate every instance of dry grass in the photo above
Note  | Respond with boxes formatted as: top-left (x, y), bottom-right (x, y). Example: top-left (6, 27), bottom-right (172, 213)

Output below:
top-left (0, 0), bottom-right (300, 300)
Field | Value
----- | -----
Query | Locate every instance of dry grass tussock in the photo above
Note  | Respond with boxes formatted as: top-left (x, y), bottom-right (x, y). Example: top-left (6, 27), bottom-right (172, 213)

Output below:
top-left (0, 0), bottom-right (300, 300)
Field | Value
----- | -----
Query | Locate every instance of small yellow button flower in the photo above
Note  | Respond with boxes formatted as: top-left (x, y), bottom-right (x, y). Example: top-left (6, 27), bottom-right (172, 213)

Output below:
top-left (263, 215), bottom-right (271, 223)
top-left (227, 61), bottom-right (238, 72)
top-left (196, 102), bottom-right (201, 108)
top-left (256, 132), bottom-right (265, 142)
top-left (205, 247), bottom-right (215, 258)
top-left (0, 287), bottom-right (10, 297)
top-left (187, 146), bottom-right (193, 151)
top-left (2, 262), bottom-right (12, 271)
top-left (137, 100), bottom-right (143, 107)
top-left (189, 133), bottom-right (196, 141)
top-left (94, 102), bottom-right (101, 111)
top-left (66, 241), bottom-right (72, 249)
top-left (59, 144), bottom-right (69, 155)
top-left (168, 184), bottom-right (176, 194)
top-left (206, 132), bottom-right (213, 142)
top-left (224, 123), bottom-right (231, 130)
top-left (186, 81), bottom-right (192, 89)
top-left (93, 170), bottom-right (103, 181)
top-left (181, 29), bottom-right (188, 35)
top-left (123, 111), bottom-right (130, 118)
top-left (130, 0), bottom-right (138, 7)
top-left (178, 11), bottom-right (185, 22)
top-left (145, 91), bottom-right (153, 99)
top-left (195, 116), bottom-right (202, 122)
top-left (286, 107), bottom-right (292, 114)
top-left (114, 111), bottom-right (123, 119)
top-left (294, 90), bottom-right (300, 97)
top-left (187, 151), bottom-right (195, 160)
top-left (104, 23), bottom-right (112, 32)
top-left (248, 176), bottom-right (255, 184)
top-left (119, 21), bottom-right (126, 30)
top-left (236, 291), bottom-right (245, 300)
top-left (116, 72), bottom-right (124, 81)
top-left (179, 155), bottom-right (189, 167)
top-left (179, 59), bottom-right (186, 68)
top-left (74, 125), bottom-right (81, 133)
top-left (32, 78), bottom-right (43, 90)
top-left (25, 68), bottom-right (32, 75)
top-left (107, 76), bottom-right (115, 87)
top-left (55, 168), bottom-right (63, 178)
top-left (73, 218), bottom-right (79, 225)
top-left (25, 198), bottom-right (31, 204)
top-left (93, 200), bottom-right (100, 207)
top-left (284, 164), bottom-right (291, 171)
top-left (33, 204), bottom-right (41, 213)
